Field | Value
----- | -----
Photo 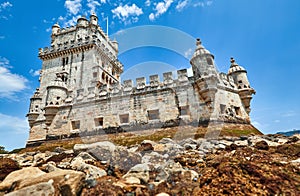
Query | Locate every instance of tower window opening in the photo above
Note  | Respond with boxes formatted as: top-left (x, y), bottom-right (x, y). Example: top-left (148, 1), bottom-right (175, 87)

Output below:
top-left (148, 110), bottom-right (159, 120)
top-left (119, 114), bottom-right (129, 124)
top-left (93, 72), bottom-right (97, 78)
top-left (94, 117), bottom-right (104, 127)
top-left (66, 57), bottom-right (69, 65)
top-left (234, 107), bottom-right (241, 116)
top-left (220, 104), bottom-right (226, 114)
top-left (62, 58), bottom-right (65, 67)
top-left (180, 106), bottom-right (189, 116)
top-left (102, 72), bottom-right (105, 80)
top-left (206, 57), bottom-right (213, 65)
top-left (71, 120), bottom-right (80, 130)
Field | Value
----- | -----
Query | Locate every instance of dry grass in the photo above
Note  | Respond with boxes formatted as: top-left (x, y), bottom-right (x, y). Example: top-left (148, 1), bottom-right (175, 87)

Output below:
top-left (19, 125), bottom-right (261, 153)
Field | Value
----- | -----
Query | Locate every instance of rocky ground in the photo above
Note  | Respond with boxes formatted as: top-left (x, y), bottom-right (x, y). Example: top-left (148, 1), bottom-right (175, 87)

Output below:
top-left (0, 133), bottom-right (300, 195)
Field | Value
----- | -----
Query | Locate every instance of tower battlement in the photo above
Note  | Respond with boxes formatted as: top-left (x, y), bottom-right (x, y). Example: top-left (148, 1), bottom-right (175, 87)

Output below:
top-left (27, 13), bottom-right (256, 145)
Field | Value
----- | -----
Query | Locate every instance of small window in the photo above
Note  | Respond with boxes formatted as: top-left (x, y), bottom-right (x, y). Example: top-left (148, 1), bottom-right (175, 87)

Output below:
top-left (238, 80), bottom-right (243, 84)
top-left (180, 106), bottom-right (189, 116)
top-left (94, 117), bottom-right (104, 127)
top-left (71, 120), bottom-right (80, 130)
top-left (206, 57), bottom-right (213, 65)
top-left (102, 72), bottom-right (105, 80)
top-left (220, 104), bottom-right (226, 114)
top-left (119, 114), bottom-right (129, 124)
top-left (66, 57), bottom-right (69, 65)
top-left (148, 110), bottom-right (159, 120)
top-left (93, 72), bottom-right (97, 78)
top-left (62, 58), bottom-right (65, 66)
top-left (234, 107), bottom-right (241, 116)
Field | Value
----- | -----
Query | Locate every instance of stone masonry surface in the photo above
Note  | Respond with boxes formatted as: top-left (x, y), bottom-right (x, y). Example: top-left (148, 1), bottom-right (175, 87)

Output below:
top-left (26, 13), bottom-right (256, 145)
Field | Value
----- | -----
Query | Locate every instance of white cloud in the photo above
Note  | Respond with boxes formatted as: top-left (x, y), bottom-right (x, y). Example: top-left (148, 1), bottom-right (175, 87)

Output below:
top-left (59, 15), bottom-right (80, 27)
top-left (0, 1), bottom-right (12, 10)
top-left (0, 113), bottom-right (28, 134)
top-left (0, 56), bottom-right (10, 68)
top-left (145, 0), bottom-right (151, 7)
top-left (0, 1), bottom-right (12, 20)
top-left (149, 13), bottom-right (155, 21)
top-left (112, 4), bottom-right (143, 24)
top-left (0, 57), bottom-right (28, 99)
top-left (176, 0), bottom-right (188, 11)
top-left (65, 0), bottom-right (82, 15)
top-left (29, 69), bottom-right (40, 77)
top-left (184, 48), bottom-right (193, 58)
top-left (193, 0), bottom-right (213, 7)
top-left (87, 0), bottom-right (102, 14)
top-left (282, 110), bottom-right (297, 117)
top-left (149, 0), bottom-right (173, 21)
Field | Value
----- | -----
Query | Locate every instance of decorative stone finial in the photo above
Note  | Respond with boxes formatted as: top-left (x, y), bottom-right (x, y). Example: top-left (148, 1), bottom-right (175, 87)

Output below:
top-left (196, 38), bottom-right (202, 46)
top-left (230, 57), bottom-right (235, 64)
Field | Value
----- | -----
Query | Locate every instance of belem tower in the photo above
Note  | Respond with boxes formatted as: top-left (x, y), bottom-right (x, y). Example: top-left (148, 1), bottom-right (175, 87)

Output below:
top-left (26, 13), bottom-right (256, 146)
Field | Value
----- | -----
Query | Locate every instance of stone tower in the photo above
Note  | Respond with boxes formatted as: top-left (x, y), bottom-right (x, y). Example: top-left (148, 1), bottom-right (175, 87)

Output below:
top-left (27, 14), bottom-right (123, 142)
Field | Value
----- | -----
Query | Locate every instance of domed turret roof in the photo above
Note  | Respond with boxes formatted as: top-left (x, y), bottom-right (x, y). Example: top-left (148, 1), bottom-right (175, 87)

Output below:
top-left (228, 57), bottom-right (247, 74)
top-left (52, 23), bottom-right (60, 28)
top-left (191, 38), bottom-right (213, 59)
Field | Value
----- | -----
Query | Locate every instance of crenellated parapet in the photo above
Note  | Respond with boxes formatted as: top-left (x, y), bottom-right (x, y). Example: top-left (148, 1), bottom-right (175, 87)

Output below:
top-left (27, 25), bottom-right (257, 145)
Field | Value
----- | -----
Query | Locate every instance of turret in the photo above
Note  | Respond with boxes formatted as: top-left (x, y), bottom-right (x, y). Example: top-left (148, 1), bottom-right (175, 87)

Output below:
top-left (112, 39), bottom-right (119, 52)
top-left (77, 16), bottom-right (89, 28)
top-left (27, 88), bottom-right (42, 127)
top-left (228, 57), bottom-right (255, 114)
top-left (90, 12), bottom-right (98, 26)
top-left (190, 39), bottom-right (219, 108)
top-left (190, 38), bottom-right (217, 78)
top-left (44, 74), bottom-right (68, 125)
top-left (52, 23), bottom-right (60, 35)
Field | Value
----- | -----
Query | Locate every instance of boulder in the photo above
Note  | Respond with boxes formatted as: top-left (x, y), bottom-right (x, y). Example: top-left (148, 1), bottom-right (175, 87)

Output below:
top-left (0, 158), bottom-right (20, 181)
top-left (0, 167), bottom-right (45, 191)
top-left (123, 163), bottom-right (150, 183)
top-left (158, 138), bottom-right (175, 144)
top-left (125, 176), bottom-right (141, 184)
top-left (111, 146), bottom-right (142, 172)
top-left (254, 140), bottom-right (269, 150)
top-left (75, 152), bottom-right (96, 162)
top-left (71, 157), bottom-right (107, 181)
top-left (74, 141), bottom-right (116, 162)
top-left (5, 181), bottom-right (55, 196)
top-left (0, 166), bottom-right (85, 195)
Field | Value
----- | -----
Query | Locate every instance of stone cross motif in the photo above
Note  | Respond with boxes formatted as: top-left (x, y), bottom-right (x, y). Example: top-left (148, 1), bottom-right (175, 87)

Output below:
top-left (123, 80), bottom-right (133, 91)
top-left (150, 75), bottom-right (159, 87)
top-left (136, 77), bottom-right (146, 90)
top-left (163, 72), bottom-right (173, 85)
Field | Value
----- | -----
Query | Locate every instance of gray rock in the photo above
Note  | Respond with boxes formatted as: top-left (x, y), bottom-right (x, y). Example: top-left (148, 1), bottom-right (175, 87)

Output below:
top-left (111, 146), bottom-right (142, 171)
top-left (184, 144), bottom-right (197, 150)
top-left (74, 141), bottom-right (116, 161)
top-left (234, 140), bottom-right (248, 146)
top-left (158, 138), bottom-right (175, 144)
top-left (123, 163), bottom-right (150, 183)
top-left (76, 152), bottom-right (96, 162)
top-left (71, 157), bottom-right (107, 181)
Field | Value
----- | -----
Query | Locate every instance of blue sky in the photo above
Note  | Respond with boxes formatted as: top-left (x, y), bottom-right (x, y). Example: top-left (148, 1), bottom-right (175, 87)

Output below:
top-left (0, 0), bottom-right (299, 150)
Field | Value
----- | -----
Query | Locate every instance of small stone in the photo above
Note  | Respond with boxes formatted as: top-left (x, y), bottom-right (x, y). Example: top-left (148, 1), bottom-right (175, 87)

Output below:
top-left (125, 176), bottom-right (141, 184)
